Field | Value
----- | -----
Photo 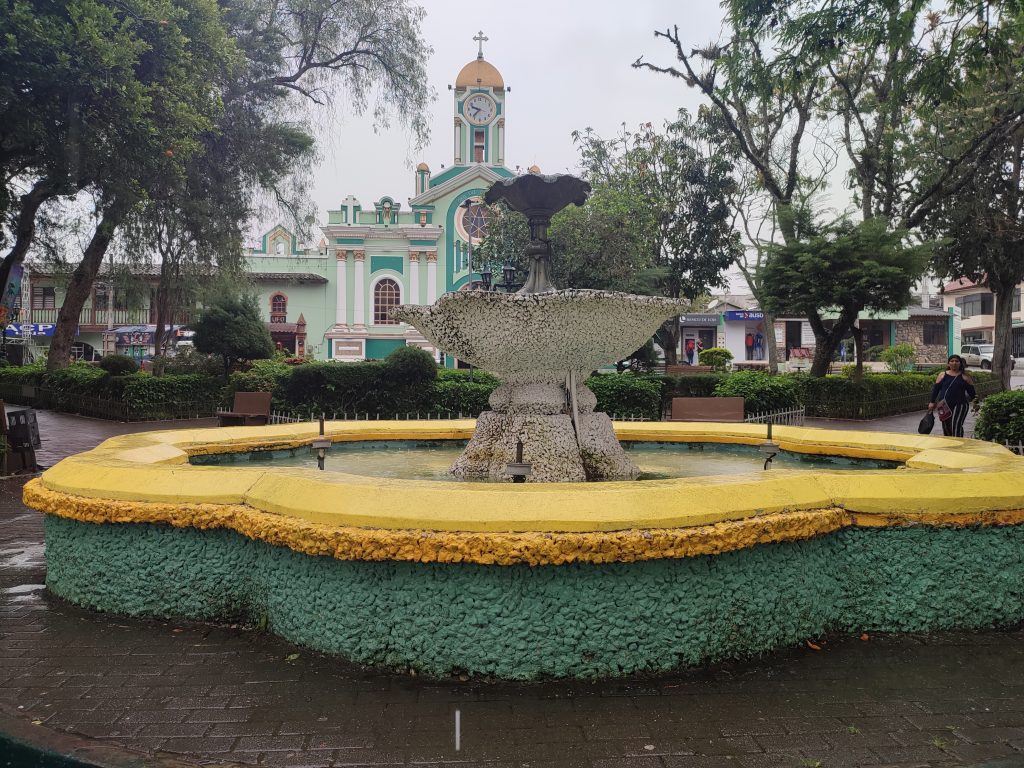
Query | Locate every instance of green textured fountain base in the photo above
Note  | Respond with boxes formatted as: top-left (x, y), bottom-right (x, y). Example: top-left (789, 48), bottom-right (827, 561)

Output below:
top-left (43, 515), bottom-right (1024, 680)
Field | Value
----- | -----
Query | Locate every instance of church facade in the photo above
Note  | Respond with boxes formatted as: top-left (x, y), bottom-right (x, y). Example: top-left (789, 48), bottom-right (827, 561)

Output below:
top-left (245, 39), bottom-right (516, 362)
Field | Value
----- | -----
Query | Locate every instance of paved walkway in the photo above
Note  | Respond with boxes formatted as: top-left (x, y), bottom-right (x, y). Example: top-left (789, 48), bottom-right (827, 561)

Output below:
top-left (2, 411), bottom-right (1023, 768)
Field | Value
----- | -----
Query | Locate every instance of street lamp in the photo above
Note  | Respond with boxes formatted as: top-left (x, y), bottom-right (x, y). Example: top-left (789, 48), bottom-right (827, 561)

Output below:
top-left (479, 268), bottom-right (492, 291)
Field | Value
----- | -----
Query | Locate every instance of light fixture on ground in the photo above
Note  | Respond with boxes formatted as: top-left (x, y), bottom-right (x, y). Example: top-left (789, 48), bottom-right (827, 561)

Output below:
top-left (505, 439), bottom-right (531, 483)
top-left (311, 413), bottom-right (331, 470)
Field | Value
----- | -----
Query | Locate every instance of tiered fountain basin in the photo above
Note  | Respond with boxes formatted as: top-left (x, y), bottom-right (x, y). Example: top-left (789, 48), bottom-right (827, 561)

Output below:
top-left (26, 421), bottom-right (1024, 680)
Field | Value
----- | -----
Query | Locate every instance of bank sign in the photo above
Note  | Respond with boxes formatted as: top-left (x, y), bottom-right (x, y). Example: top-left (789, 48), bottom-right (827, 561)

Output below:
top-left (3, 323), bottom-right (69, 337)
top-left (724, 311), bottom-right (765, 321)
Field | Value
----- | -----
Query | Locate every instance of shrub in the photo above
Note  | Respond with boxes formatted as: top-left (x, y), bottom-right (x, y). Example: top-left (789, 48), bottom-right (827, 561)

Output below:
top-left (698, 347), bottom-right (733, 372)
top-left (713, 371), bottom-right (799, 415)
top-left (429, 379), bottom-right (496, 416)
top-left (121, 374), bottom-right (225, 418)
top-left (975, 390), bottom-right (1024, 444)
top-left (585, 374), bottom-right (662, 421)
top-left (880, 343), bottom-right (916, 373)
top-left (863, 344), bottom-right (885, 362)
top-left (284, 361), bottom-right (387, 415)
top-left (99, 354), bottom-right (139, 375)
top-left (164, 346), bottom-right (224, 376)
top-left (661, 373), bottom-right (727, 399)
top-left (383, 345), bottom-right (437, 386)
top-left (792, 372), bottom-right (938, 418)
top-left (437, 367), bottom-right (500, 387)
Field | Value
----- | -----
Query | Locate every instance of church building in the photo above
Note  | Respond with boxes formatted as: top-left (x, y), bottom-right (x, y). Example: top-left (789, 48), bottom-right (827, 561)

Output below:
top-left (245, 35), bottom-right (517, 362)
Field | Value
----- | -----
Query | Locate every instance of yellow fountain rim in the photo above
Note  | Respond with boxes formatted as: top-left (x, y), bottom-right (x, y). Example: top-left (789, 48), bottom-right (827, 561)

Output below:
top-left (25, 420), bottom-right (1024, 565)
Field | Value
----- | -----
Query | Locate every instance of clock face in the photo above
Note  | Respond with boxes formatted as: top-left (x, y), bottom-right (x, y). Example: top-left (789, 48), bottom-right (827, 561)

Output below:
top-left (465, 94), bottom-right (495, 125)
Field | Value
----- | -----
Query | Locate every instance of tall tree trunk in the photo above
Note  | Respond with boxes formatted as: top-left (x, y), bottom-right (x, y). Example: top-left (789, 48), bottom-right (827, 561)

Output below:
top-left (152, 258), bottom-right (175, 374)
top-left (657, 319), bottom-right (681, 366)
top-left (851, 326), bottom-right (865, 379)
top-left (991, 279), bottom-right (1015, 391)
top-left (47, 203), bottom-right (127, 371)
top-left (807, 312), bottom-right (851, 377)
top-left (0, 178), bottom-right (55, 291)
top-left (762, 312), bottom-right (779, 374)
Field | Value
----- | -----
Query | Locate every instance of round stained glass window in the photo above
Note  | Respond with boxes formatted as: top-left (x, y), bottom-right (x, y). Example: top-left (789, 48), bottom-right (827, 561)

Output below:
top-left (457, 203), bottom-right (489, 241)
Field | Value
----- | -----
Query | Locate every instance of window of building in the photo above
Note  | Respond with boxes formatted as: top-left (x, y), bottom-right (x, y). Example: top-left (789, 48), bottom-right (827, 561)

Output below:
top-left (473, 129), bottom-right (485, 162)
top-left (31, 286), bottom-right (55, 309)
top-left (373, 278), bottom-right (401, 325)
top-left (270, 294), bottom-right (287, 323)
top-left (94, 284), bottom-right (108, 310)
top-left (955, 292), bottom-right (994, 319)
top-left (923, 320), bottom-right (946, 346)
top-left (1015, 287), bottom-right (1022, 313)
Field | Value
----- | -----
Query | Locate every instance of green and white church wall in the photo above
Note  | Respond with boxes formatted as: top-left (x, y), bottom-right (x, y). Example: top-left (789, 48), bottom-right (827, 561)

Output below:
top-left (243, 41), bottom-right (517, 363)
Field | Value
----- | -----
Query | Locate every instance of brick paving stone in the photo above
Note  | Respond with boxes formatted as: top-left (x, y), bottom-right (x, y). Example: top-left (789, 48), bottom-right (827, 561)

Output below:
top-left (8, 410), bottom-right (1024, 767)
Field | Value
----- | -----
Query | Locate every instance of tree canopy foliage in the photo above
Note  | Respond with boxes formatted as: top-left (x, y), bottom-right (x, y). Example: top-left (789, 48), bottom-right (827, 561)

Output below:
top-left (761, 218), bottom-right (932, 376)
top-left (638, 0), bottom-right (1024, 379)
top-left (191, 294), bottom-right (274, 378)
top-left (1, 0), bottom-right (433, 369)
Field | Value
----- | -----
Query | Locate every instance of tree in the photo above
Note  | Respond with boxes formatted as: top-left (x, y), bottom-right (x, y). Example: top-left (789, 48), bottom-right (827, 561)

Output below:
top-left (760, 218), bottom-right (932, 376)
top-left (635, 24), bottom-right (834, 371)
top-left (923, 119), bottom-right (1024, 390)
top-left (568, 114), bottom-right (742, 363)
top-left (191, 295), bottom-right (274, 379)
top-left (3, 0), bottom-right (434, 370)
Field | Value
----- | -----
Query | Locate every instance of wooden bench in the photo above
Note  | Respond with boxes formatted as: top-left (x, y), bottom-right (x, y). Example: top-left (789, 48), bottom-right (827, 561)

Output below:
top-left (669, 396), bottom-right (745, 422)
top-left (217, 391), bottom-right (272, 427)
top-left (666, 364), bottom-right (714, 376)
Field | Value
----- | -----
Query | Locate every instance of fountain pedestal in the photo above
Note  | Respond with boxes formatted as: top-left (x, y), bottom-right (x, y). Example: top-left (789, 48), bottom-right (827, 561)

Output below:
top-left (452, 376), bottom-right (638, 481)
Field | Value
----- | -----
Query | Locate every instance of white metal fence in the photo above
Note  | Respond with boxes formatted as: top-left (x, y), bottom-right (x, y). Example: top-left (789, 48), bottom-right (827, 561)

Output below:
top-left (743, 407), bottom-right (806, 427)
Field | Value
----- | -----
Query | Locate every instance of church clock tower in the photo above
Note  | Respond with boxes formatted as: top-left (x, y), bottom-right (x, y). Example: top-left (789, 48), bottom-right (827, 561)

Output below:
top-left (453, 31), bottom-right (506, 167)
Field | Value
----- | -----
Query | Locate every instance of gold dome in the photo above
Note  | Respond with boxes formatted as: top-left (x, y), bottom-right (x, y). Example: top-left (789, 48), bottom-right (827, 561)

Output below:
top-left (527, 164), bottom-right (541, 174)
top-left (455, 57), bottom-right (504, 89)
top-left (416, 162), bottom-right (430, 171)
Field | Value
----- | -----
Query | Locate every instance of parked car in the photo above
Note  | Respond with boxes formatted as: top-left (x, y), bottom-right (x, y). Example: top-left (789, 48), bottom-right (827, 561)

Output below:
top-left (961, 343), bottom-right (1016, 369)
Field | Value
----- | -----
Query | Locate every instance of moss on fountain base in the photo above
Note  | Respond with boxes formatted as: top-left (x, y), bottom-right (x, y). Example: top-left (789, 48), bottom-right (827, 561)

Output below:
top-left (44, 514), bottom-right (1024, 680)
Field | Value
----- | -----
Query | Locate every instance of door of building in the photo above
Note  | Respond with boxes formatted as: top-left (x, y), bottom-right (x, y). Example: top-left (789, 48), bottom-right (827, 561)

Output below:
top-left (785, 321), bottom-right (802, 360)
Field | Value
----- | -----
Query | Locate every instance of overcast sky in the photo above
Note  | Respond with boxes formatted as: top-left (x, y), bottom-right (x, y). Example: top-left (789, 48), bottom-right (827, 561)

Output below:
top-left (305, 1), bottom-right (725, 217)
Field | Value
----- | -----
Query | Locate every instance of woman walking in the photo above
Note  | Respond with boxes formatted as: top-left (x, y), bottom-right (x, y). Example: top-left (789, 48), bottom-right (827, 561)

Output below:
top-left (928, 355), bottom-right (977, 437)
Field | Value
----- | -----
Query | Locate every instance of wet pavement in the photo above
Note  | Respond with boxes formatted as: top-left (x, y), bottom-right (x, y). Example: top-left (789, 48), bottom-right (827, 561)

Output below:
top-left (2, 411), bottom-right (1023, 768)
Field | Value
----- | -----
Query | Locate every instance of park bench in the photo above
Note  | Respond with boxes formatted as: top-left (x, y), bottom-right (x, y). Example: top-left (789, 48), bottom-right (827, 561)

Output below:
top-left (217, 391), bottom-right (272, 427)
top-left (669, 396), bottom-right (745, 423)
top-left (666, 364), bottom-right (714, 376)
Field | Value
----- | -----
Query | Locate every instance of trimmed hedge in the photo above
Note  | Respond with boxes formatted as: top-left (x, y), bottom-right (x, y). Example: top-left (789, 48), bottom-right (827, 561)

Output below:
top-left (712, 371), bottom-right (800, 415)
top-left (585, 374), bottom-right (662, 421)
top-left (975, 390), bottom-right (1024, 445)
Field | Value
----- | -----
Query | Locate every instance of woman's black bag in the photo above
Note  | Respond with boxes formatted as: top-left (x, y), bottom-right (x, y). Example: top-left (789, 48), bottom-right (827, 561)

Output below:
top-left (918, 411), bottom-right (935, 434)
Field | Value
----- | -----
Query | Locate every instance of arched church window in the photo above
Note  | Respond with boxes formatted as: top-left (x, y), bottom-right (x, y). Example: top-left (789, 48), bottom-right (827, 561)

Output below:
top-left (373, 278), bottom-right (401, 325)
top-left (275, 240), bottom-right (285, 255)
top-left (270, 293), bottom-right (287, 323)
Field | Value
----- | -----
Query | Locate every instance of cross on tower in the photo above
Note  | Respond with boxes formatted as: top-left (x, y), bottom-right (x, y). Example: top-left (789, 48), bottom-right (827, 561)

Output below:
top-left (474, 30), bottom-right (488, 59)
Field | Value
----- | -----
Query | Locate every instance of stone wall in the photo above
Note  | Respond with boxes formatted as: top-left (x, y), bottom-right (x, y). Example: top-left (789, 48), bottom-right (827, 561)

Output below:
top-left (896, 318), bottom-right (948, 364)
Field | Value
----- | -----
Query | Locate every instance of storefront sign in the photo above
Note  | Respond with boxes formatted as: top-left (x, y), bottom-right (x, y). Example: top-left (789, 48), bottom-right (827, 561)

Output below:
top-left (724, 310), bottom-right (764, 321)
top-left (115, 329), bottom-right (154, 346)
top-left (2, 323), bottom-right (72, 337)
top-left (678, 314), bottom-right (719, 326)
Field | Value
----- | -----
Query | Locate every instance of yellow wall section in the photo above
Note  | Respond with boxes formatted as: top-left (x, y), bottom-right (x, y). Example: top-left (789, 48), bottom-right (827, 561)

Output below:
top-left (25, 420), bottom-right (1024, 564)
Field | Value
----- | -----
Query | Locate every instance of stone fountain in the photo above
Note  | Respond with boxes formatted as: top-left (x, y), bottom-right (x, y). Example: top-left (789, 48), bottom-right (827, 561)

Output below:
top-left (394, 174), bottom-right (685, 482)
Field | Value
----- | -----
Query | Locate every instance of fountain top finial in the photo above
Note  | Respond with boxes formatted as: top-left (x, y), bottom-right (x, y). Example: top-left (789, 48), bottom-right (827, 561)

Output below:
top-left (484, 173), bottom-right (590, 220)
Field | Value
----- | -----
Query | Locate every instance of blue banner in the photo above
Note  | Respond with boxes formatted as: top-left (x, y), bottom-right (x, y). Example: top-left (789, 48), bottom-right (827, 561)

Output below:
top-left (724, 310), bottom-right (764, 321)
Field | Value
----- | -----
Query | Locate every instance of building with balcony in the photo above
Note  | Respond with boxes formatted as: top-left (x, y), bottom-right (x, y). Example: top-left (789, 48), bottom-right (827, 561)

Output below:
top-left (941, 278), bottom-right (1024, 357)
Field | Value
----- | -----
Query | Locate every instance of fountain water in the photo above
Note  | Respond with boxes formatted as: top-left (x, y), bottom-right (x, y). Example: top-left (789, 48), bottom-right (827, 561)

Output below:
top-left (394, 174), bottom-right (686, 482)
